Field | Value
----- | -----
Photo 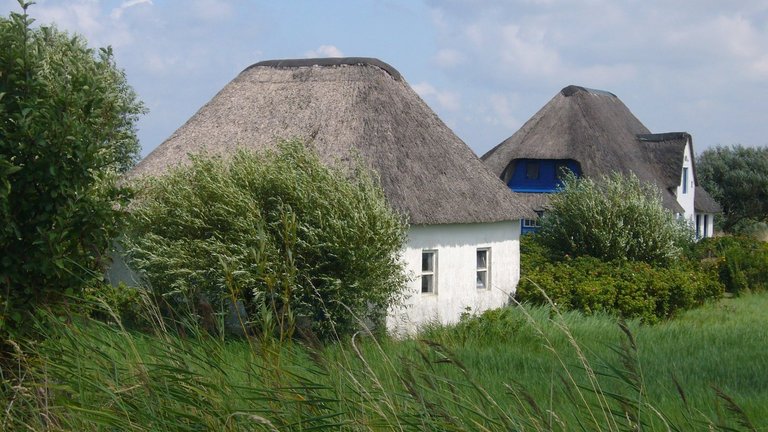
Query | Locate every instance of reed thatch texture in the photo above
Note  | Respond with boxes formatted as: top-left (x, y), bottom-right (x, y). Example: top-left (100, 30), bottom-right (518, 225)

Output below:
top-left (482, 85), bottom-right (702, 213)
top-left (130, 58), bottom-right (533, 225)
top-left (694, 186), bottom-right (722, 213)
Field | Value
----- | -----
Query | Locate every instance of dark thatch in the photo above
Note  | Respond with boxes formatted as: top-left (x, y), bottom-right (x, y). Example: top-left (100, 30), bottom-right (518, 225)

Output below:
top-left (482, 85), bottom-right (700, 213)
top-left (130, 57), bottom-right (533, 225)
top-left (695, 186), bottom-right (722, 213)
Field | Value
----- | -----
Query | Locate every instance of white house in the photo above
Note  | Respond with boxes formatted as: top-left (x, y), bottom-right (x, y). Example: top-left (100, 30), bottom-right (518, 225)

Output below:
top-left (124, 58), bottom-right (534, 334)
top-left (481, 85), bottom-right (721, 237)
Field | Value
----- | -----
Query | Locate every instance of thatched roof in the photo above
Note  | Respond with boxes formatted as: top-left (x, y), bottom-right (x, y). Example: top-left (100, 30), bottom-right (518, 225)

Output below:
top-left (130, 57), bottom-right (533, 225)
top-left (482, 85), bottom-right (696, 213)
top-left (695, 186), bottom-right (722, 213)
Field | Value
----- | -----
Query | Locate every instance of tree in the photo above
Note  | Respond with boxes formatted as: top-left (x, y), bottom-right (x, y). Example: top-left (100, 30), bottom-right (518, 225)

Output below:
top-left (0, 2), bottom-right (144, 339)
top-left (696, 145), bottom-right (768, 233)
top-left (123, 142), bottom-right (408, 340)
top-left (537, 173), bottom-right (692, 264)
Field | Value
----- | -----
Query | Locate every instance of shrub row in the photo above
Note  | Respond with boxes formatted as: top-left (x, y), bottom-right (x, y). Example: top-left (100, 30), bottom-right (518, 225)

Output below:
top-left (518, 237), bottom-right (724, 323)
top-left (690, 236), bottom-right (768, 294)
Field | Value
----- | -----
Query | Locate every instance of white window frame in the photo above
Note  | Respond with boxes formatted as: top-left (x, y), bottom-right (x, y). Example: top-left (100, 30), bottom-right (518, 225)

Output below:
top-left (476, 248), bottom-right (490, 290)
top-left (522, 219), bottom-right (540, 228)
top-left (682, 167), bottom-right (689, 194)
top-left (421, 250), bottom-right (437, 294)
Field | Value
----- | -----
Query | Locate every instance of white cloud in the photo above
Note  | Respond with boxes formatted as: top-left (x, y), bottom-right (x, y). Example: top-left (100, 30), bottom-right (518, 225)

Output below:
top-left (487, 94), bottom-right (521, 129)
top-left (413, 82), bottom-right (461, 111)
top-left (305, 44), bottom-right (344, 58)
top-left (190, 0), bottom-right (234, 22)
top-left (110, 0), bottom-right (152, 20)
top-left (498, 24), bottom-right (560, 77)
top-left (434, 48), bottom-right (464, 67)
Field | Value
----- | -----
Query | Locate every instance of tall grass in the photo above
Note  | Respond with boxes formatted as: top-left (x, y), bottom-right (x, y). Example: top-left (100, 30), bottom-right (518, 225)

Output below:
top-left (2, 292), bottom-right (766, 431)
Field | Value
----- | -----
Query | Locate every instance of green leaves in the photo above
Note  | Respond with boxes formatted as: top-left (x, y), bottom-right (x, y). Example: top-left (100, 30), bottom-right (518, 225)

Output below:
top-left (538, 172), bottom-right (692, 265)
top-left (0, 5), bottom-right (144, 342)
top-left (697, 145), bottom-right (768, 233)
top-left (124, 142), bottom-right (408, 340)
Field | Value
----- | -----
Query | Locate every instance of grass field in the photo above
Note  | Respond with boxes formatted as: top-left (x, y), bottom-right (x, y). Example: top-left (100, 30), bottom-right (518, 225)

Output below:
top-left (3, 293), bottom-right (767, 431)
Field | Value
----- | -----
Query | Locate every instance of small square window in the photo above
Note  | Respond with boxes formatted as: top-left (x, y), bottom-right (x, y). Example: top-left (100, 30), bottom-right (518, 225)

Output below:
top-left (476, 248), bottom-right (490, 289)
top-left (421, 250), bottom-right (436, 293)
top-left (526, 162), bottom-right (540, 180)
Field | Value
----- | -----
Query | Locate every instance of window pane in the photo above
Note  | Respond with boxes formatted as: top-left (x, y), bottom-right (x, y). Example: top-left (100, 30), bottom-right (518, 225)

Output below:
top-left (422, 252), bottom-right (433, 272)
top-left (477, 250), bottom-right (487, 269)
top-left (526, 162), bottom-right (540, 179)
top-left (422, 275), bottom-right (433, 293)
top-left (476, 271), bottom-right (487, 289)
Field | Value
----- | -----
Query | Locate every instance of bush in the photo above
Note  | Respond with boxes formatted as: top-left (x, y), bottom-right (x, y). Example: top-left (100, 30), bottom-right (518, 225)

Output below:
top-left (123, 142), bottom-right (408, 340)
top-left (0, 5), bottom-right (143, 343)
top-left (692, 236), bottom-right (768, 294)
top-left (696, 145), bottom-right (768, 233)
top-left (518, 243), bottom-right (724, 323)
top-left (538, 173), bottom-right (693, 264)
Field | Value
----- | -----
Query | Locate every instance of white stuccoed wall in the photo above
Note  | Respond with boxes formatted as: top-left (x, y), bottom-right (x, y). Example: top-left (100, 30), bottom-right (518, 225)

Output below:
top-left (676, 140), bottom-right (696, 223)
top-left (387, 220), bottom-right (520, 335)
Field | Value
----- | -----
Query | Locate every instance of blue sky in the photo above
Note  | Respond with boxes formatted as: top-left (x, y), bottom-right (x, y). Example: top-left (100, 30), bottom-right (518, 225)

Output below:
top-left (3, 0), bottom-right (768, 157)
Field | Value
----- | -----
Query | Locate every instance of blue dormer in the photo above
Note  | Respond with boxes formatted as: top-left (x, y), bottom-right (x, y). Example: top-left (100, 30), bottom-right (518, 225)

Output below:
top-left (507, 159), bottom-right (581, 193)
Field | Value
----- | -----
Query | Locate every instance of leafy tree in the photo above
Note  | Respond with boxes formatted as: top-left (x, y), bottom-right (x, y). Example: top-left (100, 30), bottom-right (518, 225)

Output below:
top-left (0, 3), bottom-right (144, 339)
top-left (537, 173), bottom-right (692, 264)
top-left (123, 142), bottom-right (408, 340)
top-left (696, 145), bottom-right (768, 233)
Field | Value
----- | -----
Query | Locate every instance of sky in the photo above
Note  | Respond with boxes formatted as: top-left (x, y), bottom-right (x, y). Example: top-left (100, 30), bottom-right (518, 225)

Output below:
top-left (3, 0), bottom-right (768, 158)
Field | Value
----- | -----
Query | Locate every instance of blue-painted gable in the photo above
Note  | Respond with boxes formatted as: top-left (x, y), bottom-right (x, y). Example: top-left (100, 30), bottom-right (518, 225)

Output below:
top-left (507, 159), bottom-right (581, 193)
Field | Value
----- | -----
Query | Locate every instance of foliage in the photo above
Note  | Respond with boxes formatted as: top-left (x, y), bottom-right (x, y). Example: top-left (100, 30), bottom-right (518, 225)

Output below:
top-left (518, 235), bottom-right (724, 323)
top-left (691, 236), bottom-right (768, 294)
top-left (0, 3), bottom-right (144, 341)
top-left (4, 292), bottom-right (767, 430)
top-left (123, 141), bottom-right (408, 340)
top-left (697, 145), bottom-right (768, 233)
top-left (538, 172), bottom-right (693, 264)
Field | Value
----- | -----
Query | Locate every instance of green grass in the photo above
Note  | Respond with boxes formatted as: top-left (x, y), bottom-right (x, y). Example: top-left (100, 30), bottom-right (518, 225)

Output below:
top-left (3, 293), bottom-right (767, 431)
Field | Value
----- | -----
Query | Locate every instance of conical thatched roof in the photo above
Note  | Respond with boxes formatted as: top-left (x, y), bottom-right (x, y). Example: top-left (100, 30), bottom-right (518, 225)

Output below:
top-left (130, 57), bottom-right (533, 225)
top-left (482, 85), bottom-right (700, 213)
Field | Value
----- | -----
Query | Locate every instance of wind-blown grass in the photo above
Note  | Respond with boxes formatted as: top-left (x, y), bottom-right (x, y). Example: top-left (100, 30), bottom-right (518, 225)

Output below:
top-left (2, 292), bottom-right (766, 431)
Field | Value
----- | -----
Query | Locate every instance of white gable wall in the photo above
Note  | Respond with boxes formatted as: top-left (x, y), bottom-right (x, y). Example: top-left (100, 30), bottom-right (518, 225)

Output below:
top-left (675, 140), bottom-right (696, 223)
top-left (387, 221), bottom-right (520, 335)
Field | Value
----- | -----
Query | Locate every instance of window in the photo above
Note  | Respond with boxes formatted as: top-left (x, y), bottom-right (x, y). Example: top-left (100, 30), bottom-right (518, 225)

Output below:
top-left (696, 214), bottom-right (701, 239)
top-left (555, 161), bottom-right (569, 181)
top-left (703, 215), bottom-right (709, 238)
top-left (522, 218), bottom-right (540, 228)
top-left (476, 248), bottom-right (490, 289)
top-left (682, 167), bottom-right (689, 194)
top-left (526, 161), bottom-right (540, 180)
top-left (421, 250), bottom-right (436, 293)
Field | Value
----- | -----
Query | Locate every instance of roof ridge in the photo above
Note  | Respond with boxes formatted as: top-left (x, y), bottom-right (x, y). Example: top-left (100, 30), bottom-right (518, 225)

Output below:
top-left (246, 57), bottom-right (402, 81)
top-left (561, 85), bottom-right (616, 98)
top-left (637, 132), bottom-right (691, 142)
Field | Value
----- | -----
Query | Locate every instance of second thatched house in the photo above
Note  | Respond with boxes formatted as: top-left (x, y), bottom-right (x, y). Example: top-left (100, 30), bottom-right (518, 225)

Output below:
top-left (128, 57), bottom-right (533, 333)
top-left (482, 85), bottom-right (720, 238)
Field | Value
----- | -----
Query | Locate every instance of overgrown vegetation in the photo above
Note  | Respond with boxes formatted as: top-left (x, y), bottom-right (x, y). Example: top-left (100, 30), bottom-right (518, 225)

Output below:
top-left (519, 236), bottom-right (723, 322)
top-left (537, 172), bottom-right (692, 264)
top-left (0, 2), bottom-right (143, 346)
top-left (697, 144), bottom-right (768, 233)
top-left (3, 292), bottom-right (766, 430)
top-left (517, 173), bottom-right (724, 322)
top-left (690, 235), bottom-right (768, 294)
top-left (123, 142), bottom-right (408, 340)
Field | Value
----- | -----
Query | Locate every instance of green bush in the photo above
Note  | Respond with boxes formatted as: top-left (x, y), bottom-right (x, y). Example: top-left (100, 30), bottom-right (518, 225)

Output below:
top-left (0, 4), bottom-right (143, 342)
top-left (692, 236), bottom-right (768, 294)
top-left (538, 173), bottom-right (693, 264)
top-left (123, 142), bottom-right (408, 340)
top-left (517, 249), bottom-right (724, 323)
